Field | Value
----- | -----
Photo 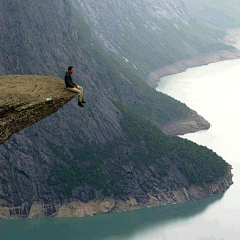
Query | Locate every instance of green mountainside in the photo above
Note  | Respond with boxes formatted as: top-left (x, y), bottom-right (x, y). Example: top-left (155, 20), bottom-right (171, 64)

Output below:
top-left (0, 0), bottom-right (234, 218)
top-left (47, 104), bottom-right (228, 200)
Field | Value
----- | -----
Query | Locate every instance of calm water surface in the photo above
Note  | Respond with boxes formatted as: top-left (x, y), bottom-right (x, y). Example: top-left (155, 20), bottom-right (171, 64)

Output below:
top-left (1, 59), bottom-right (240, 240)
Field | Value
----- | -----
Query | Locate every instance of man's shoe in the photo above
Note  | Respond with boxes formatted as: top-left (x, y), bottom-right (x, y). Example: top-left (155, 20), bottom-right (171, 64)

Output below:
top-left (82, 99), bottom-right (86, 103)
top-left (78, 102), bottom-right (84, 107)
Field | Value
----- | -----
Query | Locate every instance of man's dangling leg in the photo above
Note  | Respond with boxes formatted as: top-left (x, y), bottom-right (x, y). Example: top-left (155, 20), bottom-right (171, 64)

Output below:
top-left (66, 87), bottom-right (84, 107)
top-left (76, 86), bottom-right (85, 103)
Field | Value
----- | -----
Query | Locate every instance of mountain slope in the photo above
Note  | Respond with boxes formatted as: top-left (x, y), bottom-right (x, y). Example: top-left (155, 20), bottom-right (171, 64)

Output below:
top-left (0, 0), bottom-right (233, 218)
top-left (76, 0), bottom-right (238, 86)
top-left (182, 0), bottom-right (240, 28)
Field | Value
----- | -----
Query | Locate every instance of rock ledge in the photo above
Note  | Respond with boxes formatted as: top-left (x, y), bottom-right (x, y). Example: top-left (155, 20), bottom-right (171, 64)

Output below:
top-left (0, 75), bottom-right (75, 145)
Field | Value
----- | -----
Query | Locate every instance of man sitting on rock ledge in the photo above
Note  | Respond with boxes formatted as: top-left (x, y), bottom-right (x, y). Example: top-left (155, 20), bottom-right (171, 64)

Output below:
top-left (65, 66), bottom-right (86, 107)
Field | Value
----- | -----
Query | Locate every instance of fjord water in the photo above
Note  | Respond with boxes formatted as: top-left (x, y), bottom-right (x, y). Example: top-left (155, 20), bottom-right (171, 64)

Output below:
top-left (1, 59), bottom-right (240, 240)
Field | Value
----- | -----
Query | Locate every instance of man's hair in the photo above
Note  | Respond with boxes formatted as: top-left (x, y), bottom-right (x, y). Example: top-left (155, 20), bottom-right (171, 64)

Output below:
top-left (68, 66), bottom-right (74, 71)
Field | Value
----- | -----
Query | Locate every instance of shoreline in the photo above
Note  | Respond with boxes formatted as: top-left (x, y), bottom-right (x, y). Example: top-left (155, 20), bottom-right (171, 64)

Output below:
top-left (148, 49), bottom-right (240, 88)
top-left (159, 110), bottom-right (210, 136)
top-left (0, 166), bottom-right (233, 219)
top-left (154, 48), bottom-right (240, 135)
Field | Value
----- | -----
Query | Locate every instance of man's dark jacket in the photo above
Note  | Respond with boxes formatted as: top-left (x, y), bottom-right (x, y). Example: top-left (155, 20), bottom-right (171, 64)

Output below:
top-left (65, 72), bottom-right (76, 88)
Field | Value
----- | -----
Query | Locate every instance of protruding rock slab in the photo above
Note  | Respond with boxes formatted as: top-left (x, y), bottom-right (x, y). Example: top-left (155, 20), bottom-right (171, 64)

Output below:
top-left (0, 75), bottom-right (75, 145)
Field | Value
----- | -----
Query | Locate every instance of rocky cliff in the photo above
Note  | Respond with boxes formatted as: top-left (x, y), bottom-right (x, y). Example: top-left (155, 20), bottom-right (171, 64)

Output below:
top-left (0, 0), bottom-right (235, 219)
top-left (0, 75), bottom-right (75, 145)
top-left (0, 100), bottom-right (231, 219)
top-left (0, 74), bottom-right (209, 146)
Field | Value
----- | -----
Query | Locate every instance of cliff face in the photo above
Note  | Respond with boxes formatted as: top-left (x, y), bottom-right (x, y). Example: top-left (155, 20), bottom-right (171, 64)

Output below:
top-left (0, 0), bottom-right (211, 143)
top-left (0, 0), bottom-right (126, 144)
top-left (0, 0), bottom-right (234, 219)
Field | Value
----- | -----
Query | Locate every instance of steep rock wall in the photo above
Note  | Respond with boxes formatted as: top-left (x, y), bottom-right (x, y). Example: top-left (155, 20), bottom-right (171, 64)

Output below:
top-left (0, 0), bottom-right (234, 219)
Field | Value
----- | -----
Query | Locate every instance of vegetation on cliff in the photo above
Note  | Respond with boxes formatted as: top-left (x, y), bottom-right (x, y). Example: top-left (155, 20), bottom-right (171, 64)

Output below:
top-left (47, 104), bottom-right (228, 200)
top-left (0, 0), bottom-right (233, 217)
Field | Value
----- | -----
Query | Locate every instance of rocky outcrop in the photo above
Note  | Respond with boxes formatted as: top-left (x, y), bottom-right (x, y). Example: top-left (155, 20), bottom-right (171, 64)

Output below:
top-left (0, 75), bottom-right (75, 145)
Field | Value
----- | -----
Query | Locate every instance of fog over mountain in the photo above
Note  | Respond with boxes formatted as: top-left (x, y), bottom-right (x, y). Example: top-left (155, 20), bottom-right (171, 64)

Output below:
top-left (76, 0), bottom-right (240, 84)
top-left (0, 0), bottom-right (238, 218)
